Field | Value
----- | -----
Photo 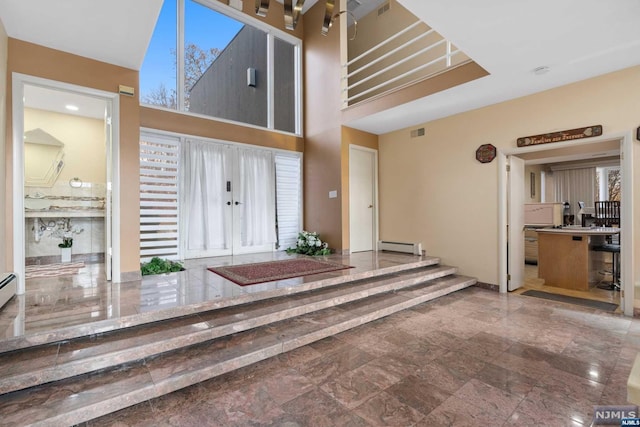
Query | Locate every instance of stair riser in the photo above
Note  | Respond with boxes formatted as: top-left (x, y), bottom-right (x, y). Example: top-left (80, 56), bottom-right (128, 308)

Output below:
top-left (0, 268), bottom-right (456, 395)
top-left (61, 280), bottom-right (474, 426)
top-left (1, 259), bottom-right (441, 354)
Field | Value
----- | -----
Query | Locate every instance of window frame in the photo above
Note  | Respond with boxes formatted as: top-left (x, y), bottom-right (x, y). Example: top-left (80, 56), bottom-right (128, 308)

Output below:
top-left (597, 165), bottom-right (621, 201)
top-left (143, 0), bottom-right (303, 136)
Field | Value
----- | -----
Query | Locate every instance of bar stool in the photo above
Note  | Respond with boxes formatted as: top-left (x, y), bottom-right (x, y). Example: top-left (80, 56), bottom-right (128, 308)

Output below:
top-left (595, 243), bottom-right (620, 291)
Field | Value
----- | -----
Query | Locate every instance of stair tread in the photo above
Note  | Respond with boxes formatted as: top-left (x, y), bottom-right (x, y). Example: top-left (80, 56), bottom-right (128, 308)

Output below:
top-left (0, 275), bottom-right (475, 427)
top-left (0, 257), bottom-right (441, 355)
top-left (0, 265), bottom-right (458, 395)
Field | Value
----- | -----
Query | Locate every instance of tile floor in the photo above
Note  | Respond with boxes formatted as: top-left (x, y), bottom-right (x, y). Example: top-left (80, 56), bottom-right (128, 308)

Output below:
top-left (84, 286), bottom-right (639, 426)
top-left (1, 253), bottom-right (639, 426)
top-left (0, 251), bottom-right (430, 343)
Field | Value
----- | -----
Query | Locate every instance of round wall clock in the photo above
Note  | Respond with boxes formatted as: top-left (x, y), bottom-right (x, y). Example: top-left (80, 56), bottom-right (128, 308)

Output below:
top-left (476, 143), bottom-right (496, 163)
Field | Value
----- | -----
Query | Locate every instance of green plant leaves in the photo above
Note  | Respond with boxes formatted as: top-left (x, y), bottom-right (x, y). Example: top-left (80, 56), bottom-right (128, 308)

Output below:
top-left (141, 257), bottom-right (185, 276)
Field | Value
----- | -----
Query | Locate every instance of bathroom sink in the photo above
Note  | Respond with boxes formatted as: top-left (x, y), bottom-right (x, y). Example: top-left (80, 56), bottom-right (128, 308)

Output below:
top-left (24, 199), bottom-right (51, 210)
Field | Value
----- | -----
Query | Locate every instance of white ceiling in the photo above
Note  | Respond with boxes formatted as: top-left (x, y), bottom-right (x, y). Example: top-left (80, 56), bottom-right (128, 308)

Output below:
top-left (1, 0), bottom-right (639, 134)
top-left (0, 0), bottom-right (162, 70)
top-left (24, 85), bottom-right (107, 120)
top-left (349, 0), bottom-right (640, 134)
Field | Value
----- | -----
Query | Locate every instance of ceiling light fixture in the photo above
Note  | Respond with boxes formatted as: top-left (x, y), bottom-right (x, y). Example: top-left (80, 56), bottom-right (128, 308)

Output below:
top-left (65, 104), bottom-right (79, 111)
top-left (253, 0), bottom-right (357, 38)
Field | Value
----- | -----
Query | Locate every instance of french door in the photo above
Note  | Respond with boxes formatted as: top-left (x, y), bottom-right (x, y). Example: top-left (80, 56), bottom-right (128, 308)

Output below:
top-left (181, 139), bottom-right (276, 258)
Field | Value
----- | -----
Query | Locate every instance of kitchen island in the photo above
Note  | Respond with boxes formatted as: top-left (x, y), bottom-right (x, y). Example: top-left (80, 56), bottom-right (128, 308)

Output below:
top-left (536, 227), bottom-right (620, 291)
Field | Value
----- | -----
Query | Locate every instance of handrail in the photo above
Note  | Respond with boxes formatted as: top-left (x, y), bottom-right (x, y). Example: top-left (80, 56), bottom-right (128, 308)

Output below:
top-left (347, 30), bottom-right (435, 79)
top-left (346, 39), bottom-right (448, 90)
top-left (346, 49), bottom-right (461, 103)
top-left (346, 20), bottom-right (426, 67)
top-left (342, 8), bottom-right (467, 108)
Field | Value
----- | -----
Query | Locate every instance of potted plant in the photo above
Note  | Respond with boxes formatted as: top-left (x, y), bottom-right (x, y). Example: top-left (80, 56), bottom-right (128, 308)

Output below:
top-left (49, 218), bottom-right (83, 263)
top-left (59, 237), bottom-right (73, 263)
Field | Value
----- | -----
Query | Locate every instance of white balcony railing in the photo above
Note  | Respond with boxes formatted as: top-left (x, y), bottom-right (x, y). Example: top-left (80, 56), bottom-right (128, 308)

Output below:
top-left (342, 15), bottom-right (468, 108)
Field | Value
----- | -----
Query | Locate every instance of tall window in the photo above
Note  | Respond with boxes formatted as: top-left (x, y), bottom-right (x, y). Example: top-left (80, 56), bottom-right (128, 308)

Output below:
top-left (140, 0), bottom-right (302, 136)
top-left (596, 166), bottom-right (621, 201)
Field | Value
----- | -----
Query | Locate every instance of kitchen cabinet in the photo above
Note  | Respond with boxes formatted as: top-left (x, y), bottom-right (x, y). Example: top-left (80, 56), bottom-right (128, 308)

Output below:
top-left (524, 229), bottom-right (539, 264)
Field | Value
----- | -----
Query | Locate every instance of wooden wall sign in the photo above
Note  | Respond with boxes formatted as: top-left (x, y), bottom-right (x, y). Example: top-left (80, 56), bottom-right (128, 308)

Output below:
top-left (517, 125), bottom-right (602, 147)
top-left (476, 143), bottom-right (496, 163)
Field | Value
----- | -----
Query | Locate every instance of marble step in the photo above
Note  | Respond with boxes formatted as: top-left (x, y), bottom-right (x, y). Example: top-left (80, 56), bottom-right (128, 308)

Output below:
top-left (0, 264), bottom-right (456, 396)
top-left (0, 256), bottom-right (442, 354)
top-left (0, 274), bottom-right (475, 427)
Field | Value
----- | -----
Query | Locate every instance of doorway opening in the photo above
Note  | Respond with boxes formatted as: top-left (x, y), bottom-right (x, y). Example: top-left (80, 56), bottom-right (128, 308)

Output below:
top-left (499, 133), bottom-right (633, 315)
top-left (12, 74), bottom-right (120, 295)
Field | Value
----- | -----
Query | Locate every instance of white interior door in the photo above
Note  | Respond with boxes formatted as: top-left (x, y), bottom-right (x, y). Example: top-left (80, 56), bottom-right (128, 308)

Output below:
top-left (349, 146), bottom-right (377, 252)
top-left (508, 155), bottom-right (525, 291)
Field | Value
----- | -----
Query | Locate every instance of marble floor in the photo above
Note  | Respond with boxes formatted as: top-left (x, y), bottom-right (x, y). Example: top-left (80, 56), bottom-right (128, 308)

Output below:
top-left (84, 285), bottom-right (640, 426)
top-left (1, 253), bottom-right (639, 426)
top-left (0, 251), bottom-right (429, 344)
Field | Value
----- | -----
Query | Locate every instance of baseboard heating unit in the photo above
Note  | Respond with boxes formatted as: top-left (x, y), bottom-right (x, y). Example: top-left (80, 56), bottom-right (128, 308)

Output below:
top-left (377, 241), bottom-right (423, 255)
top-left (0, 273), bottom-right (17, 310)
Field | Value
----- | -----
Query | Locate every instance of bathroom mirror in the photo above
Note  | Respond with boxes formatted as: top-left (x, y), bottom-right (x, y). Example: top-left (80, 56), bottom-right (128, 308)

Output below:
top-left (24, 128), bottom-right (65, 187)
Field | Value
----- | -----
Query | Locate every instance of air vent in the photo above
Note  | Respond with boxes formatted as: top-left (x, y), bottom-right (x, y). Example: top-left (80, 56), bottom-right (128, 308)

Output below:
top-left (378, 2), bottom-right (390, 16)
top-left (347, 0), bottom-right (361, 10)
top-left (410, 128), bottom-right (425, 138)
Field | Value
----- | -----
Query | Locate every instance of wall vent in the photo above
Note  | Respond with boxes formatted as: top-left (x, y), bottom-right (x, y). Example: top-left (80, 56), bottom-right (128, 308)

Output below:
top-left (410, 127), bottom-right (425, 138)
top-left (378, 2), bottom-right (390, 16)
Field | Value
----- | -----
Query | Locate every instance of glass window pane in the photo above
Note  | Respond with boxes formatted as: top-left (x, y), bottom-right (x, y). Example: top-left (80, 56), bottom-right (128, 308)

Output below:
top-left (274, 37), bottom-right (296, 133)
top-left (140, 0), bottom-right (177, 109)
top-left (186, 1), bottom-right (268, 128)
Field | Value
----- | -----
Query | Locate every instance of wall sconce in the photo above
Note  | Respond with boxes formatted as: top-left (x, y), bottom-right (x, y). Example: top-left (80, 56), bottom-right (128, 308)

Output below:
top-left (247, 67), bottom-right (256, 87)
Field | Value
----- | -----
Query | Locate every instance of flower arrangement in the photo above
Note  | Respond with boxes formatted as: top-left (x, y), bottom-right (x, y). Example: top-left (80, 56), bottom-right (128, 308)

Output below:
top-left (286, 231), bottom-right (331, 256)
top-left (49, 218), bottom-right (83, 248)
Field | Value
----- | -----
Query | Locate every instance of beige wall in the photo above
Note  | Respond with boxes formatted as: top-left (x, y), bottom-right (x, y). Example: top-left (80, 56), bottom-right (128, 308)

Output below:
top-left (6, 39), bottom-right (140, 276)
top-left (379, 66), bottom-right (640, 286)
top-left (341, 126), bottom-right (378, 249)
top-left (302, 1), bottom-right (344, 251)
top-left (24, 108), bottom-right (106, 184)
top-left (140, 107), bottom-right (303, 152)
top-left (0, 18), bottom-right (6, 272)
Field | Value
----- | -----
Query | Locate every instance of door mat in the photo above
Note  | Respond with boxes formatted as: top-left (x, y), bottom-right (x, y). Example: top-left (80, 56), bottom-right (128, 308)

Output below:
top-left (25, 262), bottom-right (85, 279)
top-left (521, 290), bottom-right (618, 312)
top-left (208, 257), bottom-right (353, 286)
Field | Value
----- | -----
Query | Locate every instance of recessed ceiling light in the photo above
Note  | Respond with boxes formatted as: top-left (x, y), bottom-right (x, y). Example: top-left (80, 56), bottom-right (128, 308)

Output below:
top-left (65, 104), bottom-right (79, 111)
top-left (533, 66), bottom-right (550, 75)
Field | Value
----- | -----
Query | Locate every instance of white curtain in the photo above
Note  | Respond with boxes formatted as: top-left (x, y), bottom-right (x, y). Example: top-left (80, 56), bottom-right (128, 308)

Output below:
top-left (180, 139), bottom-right (229, 251)
top-left (238, 148), bottom-right (276, 246)
top-left (552, 167), bottom-right (596, 214)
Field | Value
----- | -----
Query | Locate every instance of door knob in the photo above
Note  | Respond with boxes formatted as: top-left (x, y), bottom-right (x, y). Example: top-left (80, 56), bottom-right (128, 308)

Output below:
top-left (235, 201), bottom-right (242, 205)
top-left (368, 205), bottom-right (373, 208)
top-left (226, 201), bottom-right (231, 206)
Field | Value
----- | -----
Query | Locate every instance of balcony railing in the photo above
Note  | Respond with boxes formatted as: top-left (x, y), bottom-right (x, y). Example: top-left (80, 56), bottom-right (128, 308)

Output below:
top-left (342, 14), bottom-right (469, 108)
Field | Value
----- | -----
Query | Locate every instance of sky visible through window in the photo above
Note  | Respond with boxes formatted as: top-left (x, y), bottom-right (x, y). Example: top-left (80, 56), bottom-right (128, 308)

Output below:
top-left (140, 0), bottom-right (244, 99)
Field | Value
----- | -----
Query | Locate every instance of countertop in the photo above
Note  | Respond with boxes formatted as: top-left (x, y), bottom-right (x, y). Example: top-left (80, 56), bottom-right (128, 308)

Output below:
top-left (535, 226), bottom-right (620, 235)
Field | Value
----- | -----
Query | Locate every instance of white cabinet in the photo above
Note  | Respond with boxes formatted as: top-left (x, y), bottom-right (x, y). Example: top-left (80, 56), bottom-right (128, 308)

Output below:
top-left (524, 203), bottom-right (563, 226)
